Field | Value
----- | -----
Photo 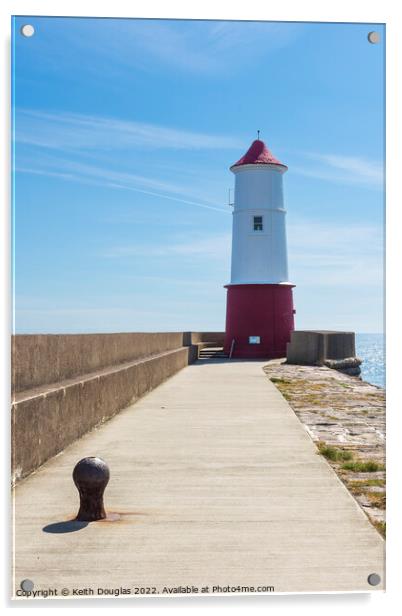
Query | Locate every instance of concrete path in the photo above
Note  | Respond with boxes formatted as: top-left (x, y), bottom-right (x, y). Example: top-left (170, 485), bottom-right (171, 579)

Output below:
top-left (13, 360), bottom-right (384, 597)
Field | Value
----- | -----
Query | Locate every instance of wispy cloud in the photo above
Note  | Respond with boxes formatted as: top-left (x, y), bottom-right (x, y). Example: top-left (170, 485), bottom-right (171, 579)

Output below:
top-left (292, 152), bottom-right (384, 188)
top-left (14, 109), bottom-right (240, 213)
top-left (122, 20), bottom-right (303, 74)
top-left (44, 20), bottom-right (303, 77)
top-left (17, 160), bottom-right (229, 214)
top-left (15, 109), bottom-right (243, 152)
top-left (288, 220), bottom-right (383, 286)
top-left (103, 233), bottom-right (231, 260)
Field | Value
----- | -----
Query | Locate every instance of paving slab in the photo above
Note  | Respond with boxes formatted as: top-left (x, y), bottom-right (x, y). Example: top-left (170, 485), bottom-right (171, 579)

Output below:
top-left (12, 360), bottom-right (385, 597)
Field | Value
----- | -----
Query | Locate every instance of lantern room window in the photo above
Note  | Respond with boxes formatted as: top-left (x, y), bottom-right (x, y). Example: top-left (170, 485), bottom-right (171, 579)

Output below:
top-left (253, 216), bottom-right (263, 231)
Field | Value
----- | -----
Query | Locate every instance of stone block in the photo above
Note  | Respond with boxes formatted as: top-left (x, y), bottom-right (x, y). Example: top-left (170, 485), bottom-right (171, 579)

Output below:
top-left (286, 330), bottom-right (356, 365)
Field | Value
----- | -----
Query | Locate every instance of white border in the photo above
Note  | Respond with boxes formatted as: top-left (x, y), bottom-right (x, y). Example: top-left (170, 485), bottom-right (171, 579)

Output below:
top-left (2, 1), bottom-right (401, 614)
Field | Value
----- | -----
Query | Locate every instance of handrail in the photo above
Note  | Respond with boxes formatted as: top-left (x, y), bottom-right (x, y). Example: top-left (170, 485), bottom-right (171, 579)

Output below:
top-left (229, 338), bottom-right (235, 360)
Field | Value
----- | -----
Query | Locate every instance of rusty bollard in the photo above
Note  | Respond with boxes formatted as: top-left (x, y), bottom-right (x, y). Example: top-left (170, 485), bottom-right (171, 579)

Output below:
top-left (73, 457), bottom-right (110, 522)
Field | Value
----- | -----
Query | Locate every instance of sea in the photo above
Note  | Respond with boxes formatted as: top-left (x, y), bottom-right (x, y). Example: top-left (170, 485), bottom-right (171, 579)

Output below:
top-left (355, 333), bottom-right (385, 389)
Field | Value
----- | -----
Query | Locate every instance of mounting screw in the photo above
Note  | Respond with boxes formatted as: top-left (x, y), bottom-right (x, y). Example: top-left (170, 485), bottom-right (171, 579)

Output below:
top-left (21, 24), bottom-right (35, 37)
top-left (367, 573), bottom-right (381, 586)
top-left (20, 579), bottom-right (34, 591)
top-left (367, 31), bottom-right (380, 44)
top-left (73, 457), bottom-right (110, 522)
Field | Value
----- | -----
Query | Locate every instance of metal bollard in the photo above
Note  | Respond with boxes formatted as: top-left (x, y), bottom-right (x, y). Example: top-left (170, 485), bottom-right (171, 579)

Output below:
top-left (73, 457), bottom-right (110, 522)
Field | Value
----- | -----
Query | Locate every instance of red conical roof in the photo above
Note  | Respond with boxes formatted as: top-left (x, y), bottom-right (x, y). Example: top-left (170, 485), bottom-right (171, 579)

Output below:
top-left (231, 139), bottom-right (287, 170)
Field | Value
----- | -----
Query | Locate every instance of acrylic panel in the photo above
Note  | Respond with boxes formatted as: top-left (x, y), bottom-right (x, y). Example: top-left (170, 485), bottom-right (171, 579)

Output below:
top-left (11, 16), bottom-right (385, 599)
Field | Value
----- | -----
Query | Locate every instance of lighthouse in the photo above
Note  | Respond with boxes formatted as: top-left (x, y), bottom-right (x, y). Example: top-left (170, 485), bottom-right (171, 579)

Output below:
top-left (224, 137), bottom-right (295, 359)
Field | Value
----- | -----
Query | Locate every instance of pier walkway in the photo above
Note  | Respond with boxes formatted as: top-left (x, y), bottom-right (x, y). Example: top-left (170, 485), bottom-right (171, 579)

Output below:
top-left (13, 360), bottom-right (384, 596)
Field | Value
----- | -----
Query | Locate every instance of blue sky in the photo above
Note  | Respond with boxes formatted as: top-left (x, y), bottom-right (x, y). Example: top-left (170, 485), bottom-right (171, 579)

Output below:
top-left (12, 17), bottom-right (385, 333)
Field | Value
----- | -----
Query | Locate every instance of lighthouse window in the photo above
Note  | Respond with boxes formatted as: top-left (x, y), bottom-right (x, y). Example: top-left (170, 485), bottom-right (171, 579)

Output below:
top-left (253, 216), bottom-right (263, 231)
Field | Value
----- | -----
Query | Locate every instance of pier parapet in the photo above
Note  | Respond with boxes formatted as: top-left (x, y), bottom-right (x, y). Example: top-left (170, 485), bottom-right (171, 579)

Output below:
top-left (286, 330), bottom-right (362, 376)
top-left (11, 331), bottom-right (224, 484)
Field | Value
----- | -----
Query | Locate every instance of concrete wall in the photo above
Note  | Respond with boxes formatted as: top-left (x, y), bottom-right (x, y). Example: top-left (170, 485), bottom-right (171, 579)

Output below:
top-left (12, 333), bottom-right (185, 393)
top-left (12, 332), bottom-right (224, 484)
top-left (286, 330), bottom-right (356, 365)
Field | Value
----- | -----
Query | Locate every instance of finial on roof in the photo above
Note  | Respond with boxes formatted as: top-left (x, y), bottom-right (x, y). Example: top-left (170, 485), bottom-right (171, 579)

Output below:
top-left (257, 130), bottom-right (260, 140)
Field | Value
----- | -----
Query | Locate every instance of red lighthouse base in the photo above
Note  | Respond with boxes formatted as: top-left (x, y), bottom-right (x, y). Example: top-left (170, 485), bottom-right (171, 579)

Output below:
top-left (224, 284), bottom-right (295, 359)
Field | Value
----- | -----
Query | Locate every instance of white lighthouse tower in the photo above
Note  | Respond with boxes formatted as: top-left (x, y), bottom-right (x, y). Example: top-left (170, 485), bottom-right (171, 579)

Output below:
top-left (224, 137), bottom-right (295, 358)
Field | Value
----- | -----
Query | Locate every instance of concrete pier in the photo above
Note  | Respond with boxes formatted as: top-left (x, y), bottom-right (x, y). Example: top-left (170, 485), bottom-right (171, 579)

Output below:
top-left (13, 360), bottom-right (384, 596)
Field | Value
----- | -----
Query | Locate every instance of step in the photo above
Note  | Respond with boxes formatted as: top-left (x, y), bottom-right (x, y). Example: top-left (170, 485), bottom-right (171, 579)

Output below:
top-left (199, 348), bottom-right (229, 360)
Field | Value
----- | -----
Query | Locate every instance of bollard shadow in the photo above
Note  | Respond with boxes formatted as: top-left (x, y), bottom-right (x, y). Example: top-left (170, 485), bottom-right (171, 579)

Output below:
top-left (42, 519), bottom-right (89, 534)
